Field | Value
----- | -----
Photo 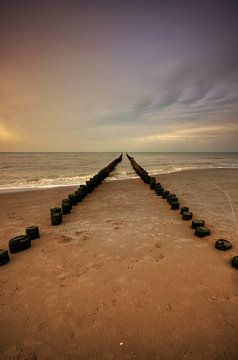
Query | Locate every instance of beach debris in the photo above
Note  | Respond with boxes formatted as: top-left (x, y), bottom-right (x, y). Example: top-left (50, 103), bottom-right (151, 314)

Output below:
top-left (26, 225), bottom-right (40, 240)
top-left (191, 219), bottom-right (205, 229)
top-left (9, 235), bottom-right (31, 253)
top-left (231, 256), bottom-right (238, 269)
top-left (182, 211), bottom-right (193, 220)
top-left (194, 226), bottom-right (211, 238)
top-left (171, 201), bottom-right (180, 210)
top-left (0, 249), bottom-right (10, 266)
top-left (215, 239), bottom-right (232, 251)
top-left (50, 207), bottom-right (63, 226)
top-left (180, 206), bottom-right (189, 214)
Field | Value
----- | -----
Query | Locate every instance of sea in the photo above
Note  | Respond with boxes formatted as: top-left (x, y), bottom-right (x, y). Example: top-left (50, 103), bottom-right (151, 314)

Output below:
top-left (0, 152), bottom-right (238, 193)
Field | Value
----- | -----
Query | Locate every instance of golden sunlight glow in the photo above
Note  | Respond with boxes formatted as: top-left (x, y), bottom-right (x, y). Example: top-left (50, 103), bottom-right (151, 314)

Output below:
top-left (0, 121), bottom-right (21, 141)
top-left (136, 124), bottom-right (235, 143)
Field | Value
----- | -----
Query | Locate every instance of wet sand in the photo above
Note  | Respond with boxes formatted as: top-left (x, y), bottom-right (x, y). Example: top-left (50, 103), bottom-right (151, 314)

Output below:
top-left (0, 169), bottom-right (238, 360)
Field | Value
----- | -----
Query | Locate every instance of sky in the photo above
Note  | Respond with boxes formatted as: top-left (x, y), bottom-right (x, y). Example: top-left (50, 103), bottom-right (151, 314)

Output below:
top-left (0, 0), bottom-right (238, 152)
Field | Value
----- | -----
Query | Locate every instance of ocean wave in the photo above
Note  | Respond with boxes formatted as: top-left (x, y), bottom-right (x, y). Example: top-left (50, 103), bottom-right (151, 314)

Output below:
top-left (0, 174), bottom-right (95, 191)
top-left (148, 164), bottom-right (238, 175)
top-left (1, 160), bottom-right (238, 192)
top-left (106, 174), bottom-right (139, 182)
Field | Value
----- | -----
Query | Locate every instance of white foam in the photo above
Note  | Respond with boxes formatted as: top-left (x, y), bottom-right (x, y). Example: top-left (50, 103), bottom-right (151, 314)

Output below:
top-left (1, 152), bottom-right (238, 192)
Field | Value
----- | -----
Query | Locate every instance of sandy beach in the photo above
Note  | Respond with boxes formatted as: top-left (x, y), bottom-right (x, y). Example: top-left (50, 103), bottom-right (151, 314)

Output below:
top-left (0, 168), bottom-right (238, 360)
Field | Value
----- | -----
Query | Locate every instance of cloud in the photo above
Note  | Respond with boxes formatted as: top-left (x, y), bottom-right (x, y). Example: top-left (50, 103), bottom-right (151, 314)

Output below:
top-left (0, 0), bottom-right (237, 151)
top-left (124, 120), bottom-right (238, 152)
top-left (94, 48), bottom-right (238, 145)
top-left (136, 123), bottom-right (238, 143)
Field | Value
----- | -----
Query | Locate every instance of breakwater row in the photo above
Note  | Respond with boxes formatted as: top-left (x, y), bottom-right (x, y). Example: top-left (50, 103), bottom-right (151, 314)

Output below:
top-left (126, 153), bottom-right (238, 269)
top-left (50, 153), bottom-right (123, 225)
top-left (0, 154), bottom-right (123, 266)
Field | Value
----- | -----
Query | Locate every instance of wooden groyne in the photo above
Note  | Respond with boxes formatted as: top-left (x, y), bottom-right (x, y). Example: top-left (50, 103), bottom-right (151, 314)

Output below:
top-left (0, 154), bottom-right (123, 266)
top-left (126, 153), bottom-right (237, 269)
top-left (50, 153), bottom-right (123, 225)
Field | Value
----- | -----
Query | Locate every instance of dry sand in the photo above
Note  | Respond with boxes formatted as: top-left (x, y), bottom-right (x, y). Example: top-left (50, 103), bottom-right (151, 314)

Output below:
top-left (0, 169), bottom-right (238, 360)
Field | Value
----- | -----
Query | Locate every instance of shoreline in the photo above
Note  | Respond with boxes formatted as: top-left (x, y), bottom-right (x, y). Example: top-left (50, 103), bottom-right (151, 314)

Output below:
top-left (0, 167), bottom-right (237, 195)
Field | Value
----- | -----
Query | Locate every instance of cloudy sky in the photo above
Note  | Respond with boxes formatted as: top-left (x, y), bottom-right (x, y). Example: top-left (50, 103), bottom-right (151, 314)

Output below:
top-left (0, 0), bottom-right (238, 151)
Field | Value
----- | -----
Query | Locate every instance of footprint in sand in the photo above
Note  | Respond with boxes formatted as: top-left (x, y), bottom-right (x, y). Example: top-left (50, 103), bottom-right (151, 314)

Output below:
top-left (92, 262), bottom-right (105, 270)
top-left (0, 278), bottom-right (9, 285)
top-left (226, 295), bottom-right (231, 302)
top-left (58, 277), bottom-right (66, 288)
top-left (77, 268), bottom-right (89, 277)
top-left (75, 230), bottom-right (89, 241)
top-left (64, 311), bottom-right (72, 319)
top-left (102, 298), bottom-right (116, 309)
top-left (113, 219), bottom-right (127, 226)
top-left (38, 321), bottom-right (47, 331)
top-left (112, 286), bottom-right (120, 294)
top-left (2, 350), bottom-right (37, 360)
top-left (182, 351), bottom-right (194, 359)
top-left (14, 284), bottom-right (22, 292)
top-left (154, 254), bottom-right (165, 262)
top-left (155, 242), bottom-right (161, 248)
top-left (165, 303), bottom-right (172, 311)
top-left (85, 306), bottom-right (100, 329)
top-left (57, 236), bottom-right (71, 243)
top-left (148, 232), bottom-right (155, 237)
top-left (127, 258), bottom-right (139, 269)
